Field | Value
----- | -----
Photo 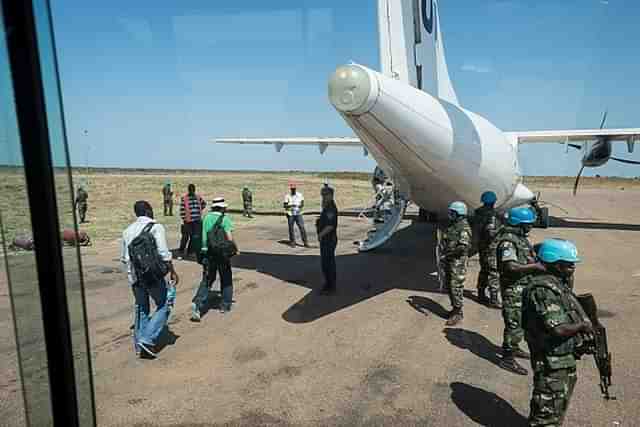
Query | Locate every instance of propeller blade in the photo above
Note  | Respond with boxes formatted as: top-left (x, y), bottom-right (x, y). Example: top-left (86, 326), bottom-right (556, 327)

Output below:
top-left (599, 110), bottom-right (608, 129)
top-left (573, 165), bottom-right (586, 196)
top-left (610, 156), bottom-right (640, 165)
top-left (568, 144), bottom-right (582, 150)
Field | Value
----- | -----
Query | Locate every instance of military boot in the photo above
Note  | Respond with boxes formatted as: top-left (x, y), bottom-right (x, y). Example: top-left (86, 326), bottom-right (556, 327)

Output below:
top-left (513, 347), bottom-right (530, 359)
top-left (499, 351), bottom-right (528, 375)
top-left (445, 308), bottom-right (463, 326)
top-left (477, 287), bottom-right (490, 304)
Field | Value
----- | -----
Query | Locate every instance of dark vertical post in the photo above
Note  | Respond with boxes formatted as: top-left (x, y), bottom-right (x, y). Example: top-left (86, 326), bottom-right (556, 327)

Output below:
top-left (1, 1), bottom-right (80, 425)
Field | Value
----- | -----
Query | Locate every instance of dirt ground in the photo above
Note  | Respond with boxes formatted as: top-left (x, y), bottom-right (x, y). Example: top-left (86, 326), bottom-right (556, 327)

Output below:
top-left (1, 180), bottom-right (640, 426)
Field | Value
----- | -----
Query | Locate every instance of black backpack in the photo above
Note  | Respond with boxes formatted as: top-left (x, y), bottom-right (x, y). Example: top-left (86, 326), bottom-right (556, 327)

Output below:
top-left (207, 214), bottom-right (237, 259)
top-left (128, 223), bottom-right (169, 285)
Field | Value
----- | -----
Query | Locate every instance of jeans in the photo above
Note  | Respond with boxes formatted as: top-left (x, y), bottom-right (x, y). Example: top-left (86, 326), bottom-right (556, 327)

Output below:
top-left (287, 215), bottom-right (308, 244)
top-left (179, 221), bottom-right (202, 255)
top-left (132, 278), bottom-right (169, 351)
top-left (192, 255), bottom-right (233, 311)
top-left (320, 236), bottom-right (337, 289)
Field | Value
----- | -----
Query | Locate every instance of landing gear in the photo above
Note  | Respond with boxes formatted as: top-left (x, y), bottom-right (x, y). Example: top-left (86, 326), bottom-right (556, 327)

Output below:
top-left (530, 193), bottom-right (550, 229)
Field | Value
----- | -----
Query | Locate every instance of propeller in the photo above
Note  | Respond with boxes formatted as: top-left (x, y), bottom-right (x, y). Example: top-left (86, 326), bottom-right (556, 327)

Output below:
top-left (610, 156), bottom-right (640, 165)
top-left (573, 110), bottom-right (607, 196)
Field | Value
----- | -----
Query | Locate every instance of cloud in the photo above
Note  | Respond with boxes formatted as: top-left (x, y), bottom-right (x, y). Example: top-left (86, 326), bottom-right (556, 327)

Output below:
top-left (461, 63), bottom-right (493, 73)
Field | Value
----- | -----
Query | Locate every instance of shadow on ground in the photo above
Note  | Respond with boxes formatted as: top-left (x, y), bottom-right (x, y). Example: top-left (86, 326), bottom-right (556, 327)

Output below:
top-left (443, 328), bottom-right (503, 368)
top-left (450, 382), bottom-right (527, 427)
top-left (550, 216), bottom-right (640, 231)
top-left (232, 222), bottom-right (441, 323)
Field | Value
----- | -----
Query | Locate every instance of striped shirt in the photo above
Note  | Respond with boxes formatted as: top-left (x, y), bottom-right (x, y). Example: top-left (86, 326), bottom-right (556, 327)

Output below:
top-left (180, 193), bottom-right (205, 223)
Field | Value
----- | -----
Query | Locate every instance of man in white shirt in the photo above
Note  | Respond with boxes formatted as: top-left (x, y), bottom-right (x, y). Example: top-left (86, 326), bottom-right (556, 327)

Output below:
top-left (283, 182), bottom-right (309, 248)
top-left (121, 200), bottom-right (179, 358)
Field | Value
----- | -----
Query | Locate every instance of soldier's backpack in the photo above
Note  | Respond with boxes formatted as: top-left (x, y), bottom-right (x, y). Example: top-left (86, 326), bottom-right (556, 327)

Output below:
top-left (128, 223), bottom-right (169, 285)
top-left (207, 214), bottom-right (237, 259)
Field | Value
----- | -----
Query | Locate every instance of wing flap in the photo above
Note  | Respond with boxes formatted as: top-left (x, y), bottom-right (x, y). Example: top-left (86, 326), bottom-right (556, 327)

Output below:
top-left (508, 129), bottom-right (640, 144)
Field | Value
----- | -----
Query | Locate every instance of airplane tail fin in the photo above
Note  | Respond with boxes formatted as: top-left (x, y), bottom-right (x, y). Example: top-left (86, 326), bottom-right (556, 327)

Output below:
top-left (378, 0), bottom-right (459, 105)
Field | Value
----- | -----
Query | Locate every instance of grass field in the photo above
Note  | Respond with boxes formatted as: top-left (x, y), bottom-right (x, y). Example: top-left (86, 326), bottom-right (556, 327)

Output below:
top-left (1, 168), bottom-right (639, 246)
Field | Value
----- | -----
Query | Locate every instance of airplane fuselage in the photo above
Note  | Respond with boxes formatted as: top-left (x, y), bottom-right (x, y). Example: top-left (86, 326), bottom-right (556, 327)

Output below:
top-left (328, 64), bottom-right (533, 217)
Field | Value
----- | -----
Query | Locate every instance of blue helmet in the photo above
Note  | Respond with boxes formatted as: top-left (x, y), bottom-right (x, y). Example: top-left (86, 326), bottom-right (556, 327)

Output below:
top-left (448, 201), bottom-right (468, 216)
top-left (506, 207), bottom-right (536, 226)
top-left (481, 191), bottom-right (497, 205)
top-left (536, 238), bottom-right (581, 263)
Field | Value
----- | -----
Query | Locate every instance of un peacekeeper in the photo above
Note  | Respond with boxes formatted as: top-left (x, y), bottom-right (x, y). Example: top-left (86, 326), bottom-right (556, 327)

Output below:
top-left (75, 185), bottom-right (89, 223)
top-left (162, 180), bottom-right (174, 216)
top-left (242, 185), bottom-right (253, 218)
top-left (496, 206), bottom-right (545, 375)
top-left (522, 239), bottom-right (593, 426)
top-left (474, 191), bottom-right (502, 309)
top-left (442, 201), bottom-right (472, 326)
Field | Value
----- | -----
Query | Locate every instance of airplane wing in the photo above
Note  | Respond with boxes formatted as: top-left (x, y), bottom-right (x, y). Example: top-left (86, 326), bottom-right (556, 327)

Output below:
top-left (213, 137), bottom-right (365, 155)
top-left (507, 128), bottom-right (640, 149)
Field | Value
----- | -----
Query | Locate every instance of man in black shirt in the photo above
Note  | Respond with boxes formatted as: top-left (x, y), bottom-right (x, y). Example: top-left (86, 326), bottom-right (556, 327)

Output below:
top-left (316, 185), bottom-right (338, 295)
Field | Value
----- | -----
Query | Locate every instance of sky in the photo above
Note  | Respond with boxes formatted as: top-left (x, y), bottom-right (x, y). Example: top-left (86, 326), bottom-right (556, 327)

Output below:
top-left (4, 0), bottom-right (640, 176)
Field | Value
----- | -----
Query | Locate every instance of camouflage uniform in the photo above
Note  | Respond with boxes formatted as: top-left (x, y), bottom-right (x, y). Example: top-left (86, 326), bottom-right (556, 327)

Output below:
top-left (496, 226), bottom-right (536, 354)
top-left (162, 184), bottom-right (173, 216)
top-left (442, 217), bottom-right (472, 311)
top-left (242, 188), bottom-right (253, 218)
top-left (75, 187), bottom-right (88, 223)
top-left (522, 274), bottom-right (587, 426)
top-left (474, 205), bottom-right (501, 303)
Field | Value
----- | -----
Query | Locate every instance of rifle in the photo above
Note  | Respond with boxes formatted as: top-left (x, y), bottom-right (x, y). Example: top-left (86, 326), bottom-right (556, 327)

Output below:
top-left (435, 228), bottom-right (446, 291)
top-left (576, 293), bottom-right (615, 400)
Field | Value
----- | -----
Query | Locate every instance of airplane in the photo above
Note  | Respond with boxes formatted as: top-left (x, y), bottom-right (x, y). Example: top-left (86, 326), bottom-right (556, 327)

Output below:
top-left (214, 0), bottom-right (640, 252)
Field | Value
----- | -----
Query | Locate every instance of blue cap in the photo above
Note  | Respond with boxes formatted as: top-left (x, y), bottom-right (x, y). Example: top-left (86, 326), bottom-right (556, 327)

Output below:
top-left (506, 207), bottom-right (536, 226)
top-left (536, 238), bottom-right (581, 263)
top-left (481, 191), bottom-right (497, 205)
top-left (448, 201), bottom-right (468, 216)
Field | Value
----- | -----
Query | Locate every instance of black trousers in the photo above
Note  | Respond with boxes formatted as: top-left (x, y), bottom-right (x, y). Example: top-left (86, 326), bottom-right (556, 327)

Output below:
top-left (192, 255), bottom-right (233, 310)
top-left (320, 237), bottom-right (337, 289)
top-left (179, 221), bottom-right (202, 255)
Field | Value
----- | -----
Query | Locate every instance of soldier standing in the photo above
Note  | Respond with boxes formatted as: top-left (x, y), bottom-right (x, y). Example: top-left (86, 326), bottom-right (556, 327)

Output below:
top-left (162, 180), bottom-right (174, 216)
top-left (442, 201), bottom-right (472, 326)
top-left (522, 238), bottom-right (592, 426)
top-left (496, 206), bottom-right (545, 375)
top-left (75, 185), bottom-right (89, 223)
top-left (474, 191), bottom-right (502, 308)
top-left (242, 185), bottom-right (253, 218)
top-left (316, 185), bottom-right (338, 295)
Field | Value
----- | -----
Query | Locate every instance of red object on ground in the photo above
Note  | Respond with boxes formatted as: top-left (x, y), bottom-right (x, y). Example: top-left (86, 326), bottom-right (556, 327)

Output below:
top-left (62, 229), bottom-right (91, 246)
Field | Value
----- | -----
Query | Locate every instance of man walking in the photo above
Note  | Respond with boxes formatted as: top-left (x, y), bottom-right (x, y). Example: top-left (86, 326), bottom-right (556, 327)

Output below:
top-left (496, 206), bottom-right (544, 375)
top-left (442, 201), bottom-right (472, 326)
top-left (316, 185), bottom-right (338, 295)
top-left (75, 184), bottom-right (89, 223)
top-left (522, 238), bottom-right (592, 426)
top-left (179, 184), bottom-right (206, 259)
top-left (192, 197), bottom-right (237, 320)
top-left (284, 182), bottom-right (309, 248)
top-left (121, 201), bottom-right (179, 358)
top-left (242, 185), bottom-right (254, 218)
top-left (474, 191), bottom-right (502, 308)
top-left (162, 180), bottom-right (174, 216)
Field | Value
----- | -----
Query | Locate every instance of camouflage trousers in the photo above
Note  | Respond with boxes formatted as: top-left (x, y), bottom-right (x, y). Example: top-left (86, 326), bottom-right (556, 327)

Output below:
top-left (163, 199), bottom-right (173, 216)
top-left (243, 203), bottom-right (253, 217)
top-left (445, 258), bottom-right (467, 310)
top-left (529, 362), bottom-right (577, 426)
top-left (77, 203), bottom-right (87, 223)
top-left (501, 282), bottom-right (525, 352)
top-left (477, 247), bottom-right (499, 299)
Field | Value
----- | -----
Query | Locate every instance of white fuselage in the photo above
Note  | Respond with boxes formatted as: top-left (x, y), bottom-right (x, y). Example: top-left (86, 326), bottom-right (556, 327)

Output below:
top-left (328, 64), bottom-right (533, 216)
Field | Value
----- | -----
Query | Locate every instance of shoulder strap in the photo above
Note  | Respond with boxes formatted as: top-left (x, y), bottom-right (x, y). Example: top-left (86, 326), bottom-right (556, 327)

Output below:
top-left (142, 222), bottom-right (155, 233)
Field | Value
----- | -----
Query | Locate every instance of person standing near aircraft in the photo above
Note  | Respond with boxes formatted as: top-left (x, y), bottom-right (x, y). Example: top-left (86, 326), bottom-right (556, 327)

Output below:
top-left (496, 206), bottom-right (545, 375)
top-left (242, 185), bottom-right (254, 218)
top-left (179, 184), bottom-right (206, 259)
top-left (284, 182), bottom-right (310, 248)
top-left (442, 201), bottom-right (472, 326)
top-left (474, 191), bottom-right (502, 309)
top-left (162, 180), bottom-right (174, 216)
top-left (316, 185), bottom-right (338, 295)
top-left (75, 184), bottom-right (89, 223)
top-left (522, 239), bottom-right (592, 426)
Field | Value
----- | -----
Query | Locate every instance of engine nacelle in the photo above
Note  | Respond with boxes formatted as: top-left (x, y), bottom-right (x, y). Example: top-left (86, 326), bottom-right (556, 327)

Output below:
top-left (582, 139), bottom-right (612, 168)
